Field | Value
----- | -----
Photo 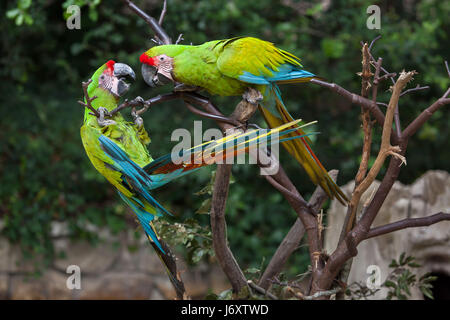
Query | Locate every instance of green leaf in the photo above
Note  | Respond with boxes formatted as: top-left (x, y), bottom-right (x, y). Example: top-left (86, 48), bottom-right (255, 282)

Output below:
top-left (16, 14), bottom-right (24, 26)
top-left (217, 289), bottom-right (233, 300)
top-left (408, 262), bottom-right (422, 268)
top-left (195, 198), bottom-right (211, 214)
top-left (18, 0), bottom-right (32, 10)
top-left (420, 286), bottom-right (434, 300)
top-left (6, 9), bottom-right (20, 19)
top-left (399, 252), bottom-right (406, 265)
top-left (384, 280), bottom-right (396, 288)
top-left (245, 267), bottom-right (260, 274)
top-left (389, 259), bottom-right (399, 268)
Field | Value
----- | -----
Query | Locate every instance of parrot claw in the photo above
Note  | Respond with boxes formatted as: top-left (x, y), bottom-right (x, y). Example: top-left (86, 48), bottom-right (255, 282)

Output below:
top-left (243, 88), bottom-right (263, 105)
top-left (96, 107), bottom-right (116, 127)
top-left (131, 98), bottom-right (145, 128)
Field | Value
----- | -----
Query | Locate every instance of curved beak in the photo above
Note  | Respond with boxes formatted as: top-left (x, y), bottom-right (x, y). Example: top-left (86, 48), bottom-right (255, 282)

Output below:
top-left (141, 64), bottom-right (173, 88)
top-left (113, 63), bottom-right (135, 97)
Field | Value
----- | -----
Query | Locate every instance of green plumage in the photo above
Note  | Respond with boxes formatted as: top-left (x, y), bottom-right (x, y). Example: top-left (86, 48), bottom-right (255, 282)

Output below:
top-left (145, 37), bottom-right (302, 96)
top-left (80, 63), bottom-right (153, 206)
top-left (142, 37), bottom-right (348, 204)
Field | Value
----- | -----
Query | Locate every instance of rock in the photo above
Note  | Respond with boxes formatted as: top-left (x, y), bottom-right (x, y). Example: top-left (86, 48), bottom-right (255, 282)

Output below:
top-left (53, 240), bottom-right (119, 274)
top-left (78, 272), bottom-right (156, 300)
top-left (325, 170), bottom-right (450, 299)
top-left (0, 275), bottom-right (8, 299)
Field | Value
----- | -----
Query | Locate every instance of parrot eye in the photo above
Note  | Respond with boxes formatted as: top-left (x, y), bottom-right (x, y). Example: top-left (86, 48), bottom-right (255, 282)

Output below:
top-left (100, 75), bottom-right (105, 80)
top-left (159, 56), bottom-right (165, 61)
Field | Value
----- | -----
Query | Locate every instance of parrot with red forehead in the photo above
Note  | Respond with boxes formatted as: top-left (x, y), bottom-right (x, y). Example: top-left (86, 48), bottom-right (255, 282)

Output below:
top-left (80, 60), bottom-right (318, 291)
top-left (139, 36), bottom-right (348, 204)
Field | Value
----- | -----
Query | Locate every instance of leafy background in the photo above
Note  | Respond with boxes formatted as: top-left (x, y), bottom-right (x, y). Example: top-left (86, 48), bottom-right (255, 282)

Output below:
top-left (0, 0), bottom-right (449, 277)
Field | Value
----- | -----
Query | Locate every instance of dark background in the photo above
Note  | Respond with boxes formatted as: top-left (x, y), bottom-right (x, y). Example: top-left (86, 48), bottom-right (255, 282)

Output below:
top-left (0, 0), bottom-right (448, 277)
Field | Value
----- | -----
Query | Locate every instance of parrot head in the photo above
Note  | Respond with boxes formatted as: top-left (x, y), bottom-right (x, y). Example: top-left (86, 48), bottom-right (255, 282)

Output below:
top-left (139, 46), bottom-right (180, 88)
top-left (89, 60), bottom-right (136, 98)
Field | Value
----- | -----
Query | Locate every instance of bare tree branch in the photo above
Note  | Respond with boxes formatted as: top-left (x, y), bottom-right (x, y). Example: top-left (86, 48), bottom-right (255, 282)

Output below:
top-left (310, 78), bottom-right (387, 131)
top-left (366, 212), bottom-right (450, 239)
top-left (209, 89), bottom-right (262, 293)
top-left (258, 170), bottom-right (339, 290)
top-left (77, 79), bottom-right (99, 117)
top-left (400, 84), bottom-right (430, 97)
top-left (158, 0), bottom-right (167, 25)
top-left (122, 0), bottom-right (171, 44)
top-left (247, 280), bottom-right (278, 300)
top-left (402, 62), bottom-right (450, 138)
top-left (336, 44), bottom-right (375, 299)
top-left (210, 163), bottom-right (247, 292)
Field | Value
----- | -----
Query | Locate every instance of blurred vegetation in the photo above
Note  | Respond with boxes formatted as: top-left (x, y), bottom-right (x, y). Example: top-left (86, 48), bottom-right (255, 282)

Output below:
top-left (344, 252), bottom-right (437, 300)
top-left (0, 0), bottom-right (449, 277)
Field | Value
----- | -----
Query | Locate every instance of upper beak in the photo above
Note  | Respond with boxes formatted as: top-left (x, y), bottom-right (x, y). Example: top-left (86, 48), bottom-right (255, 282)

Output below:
top-left (141, 64), bottom-right (173, 88)
top-left (114, 63), bottom-right (135, 97)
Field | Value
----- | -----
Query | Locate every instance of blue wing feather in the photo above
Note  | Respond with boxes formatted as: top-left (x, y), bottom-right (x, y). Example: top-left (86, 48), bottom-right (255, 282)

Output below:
top-left (238, 64), bottom-right (315, 85)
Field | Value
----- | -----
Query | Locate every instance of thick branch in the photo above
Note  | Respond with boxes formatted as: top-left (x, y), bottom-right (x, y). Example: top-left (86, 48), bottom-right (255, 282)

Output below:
top-left (209, 89), bottom-right (261, 294)
top-left (335, 45), bottom-right (375, 299)
top-left (353, 71), bottom-right (414, 199)
top-left (210, 163), bottom-right (247, 292)
top-left (313, 72), bottom-right (418, 294)
top-left (365, 212), bottom-right (450, 239)
top-left (258, 170), bottom-right (339, 290)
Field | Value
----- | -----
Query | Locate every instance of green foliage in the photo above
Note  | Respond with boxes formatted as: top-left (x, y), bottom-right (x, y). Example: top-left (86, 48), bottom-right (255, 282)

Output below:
top-left (6, 0), bottom-right (33, 26)
top-left (384, 252), bottom-right (437, 300)
top-left (1, 0), bottom-right (449, 277)
top-left (345, 253), bottom-right (437, 300)
top-left (155, 217), bottom-right (214, 265)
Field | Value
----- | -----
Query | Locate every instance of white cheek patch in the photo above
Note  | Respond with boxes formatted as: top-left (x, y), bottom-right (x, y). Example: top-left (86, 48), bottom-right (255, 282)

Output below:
top-left (99, 75), bottom-right (119, 95)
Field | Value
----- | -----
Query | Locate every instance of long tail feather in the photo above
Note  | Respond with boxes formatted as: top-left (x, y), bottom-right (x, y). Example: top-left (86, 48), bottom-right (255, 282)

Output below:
top-left (118, 191), bottom-right (184, 295)
top-left (147, 222), bottom-right (186, 297)
top-left (260, 86), bottom-right (348, 205)
top-left (144, 120), bottom-right (317, 184)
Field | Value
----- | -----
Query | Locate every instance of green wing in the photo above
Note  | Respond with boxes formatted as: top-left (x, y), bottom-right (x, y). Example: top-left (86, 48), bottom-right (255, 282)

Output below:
top-left (80, 124), bottom-right (134, 197)
top-left (80, 119), bottom-right (153, 198)
top-left (214, 37), bottom-right (302, 80)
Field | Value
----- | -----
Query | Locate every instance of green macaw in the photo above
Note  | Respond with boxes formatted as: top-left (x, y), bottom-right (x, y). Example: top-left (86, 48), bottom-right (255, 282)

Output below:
top-left (139, 36), bottom-right (348, 204)
top-left (80, 60), bottom-right (318, 289)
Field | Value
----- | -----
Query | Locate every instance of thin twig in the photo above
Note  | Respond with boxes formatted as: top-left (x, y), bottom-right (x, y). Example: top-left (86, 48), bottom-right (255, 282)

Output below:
top-left (368, 35), bottom-right (382, 51)
top-left (400, 84), bottom-right (430, 97)
top-left (121, 0), bottom-right (171, 45)
top-left (158, 0), bottom-right (167, 25)
top-left (445, 60), bottom-right (450, 78)
top-left (175, 33), bottom-right (184, 44)
top-left (247, 280), bottom-right (278, 300)
top-left (77, 79), bottom-right (99, 117)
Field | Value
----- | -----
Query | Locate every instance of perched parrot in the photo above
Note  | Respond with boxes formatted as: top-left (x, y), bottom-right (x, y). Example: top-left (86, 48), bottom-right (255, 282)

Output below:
top-left (79, 60), bottom-right (318, 289)
top-left (139, 36), bottom-right (348, 204)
